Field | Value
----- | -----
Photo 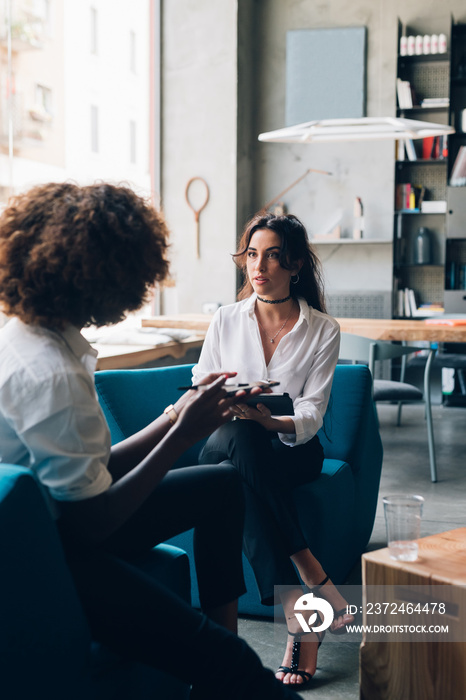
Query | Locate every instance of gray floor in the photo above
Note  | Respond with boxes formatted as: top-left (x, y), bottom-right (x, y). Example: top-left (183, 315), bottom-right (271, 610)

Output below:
top-left (238, 402), bottom-right (466, 698)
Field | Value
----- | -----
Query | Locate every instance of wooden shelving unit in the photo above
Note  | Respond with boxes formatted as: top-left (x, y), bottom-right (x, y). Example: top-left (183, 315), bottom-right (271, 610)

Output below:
top-left (393, 18), bottom-right (466, 321)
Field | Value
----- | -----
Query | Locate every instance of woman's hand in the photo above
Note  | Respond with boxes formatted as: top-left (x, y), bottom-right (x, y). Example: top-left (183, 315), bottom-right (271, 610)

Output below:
top-left (172, 375), bottom-right (237, 445)
top-left (231, 397), bottom-right (296, 435)
top-left (173, 371), bottom-right (238, 416)
top-left (231, 400), bottom-right (274, 429)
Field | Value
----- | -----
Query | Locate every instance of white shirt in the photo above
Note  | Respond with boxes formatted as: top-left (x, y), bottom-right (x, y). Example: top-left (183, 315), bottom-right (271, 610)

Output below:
top-left (192, 295), bottom-right (340, 446)
top-left (0, 318), bottom-right (112, 507)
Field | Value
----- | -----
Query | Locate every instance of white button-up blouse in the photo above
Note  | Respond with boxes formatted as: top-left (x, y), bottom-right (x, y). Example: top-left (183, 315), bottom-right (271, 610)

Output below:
top-left (192, 295), bottom-right (340, 446)
top-left (0, 318), bottom-right (112, 509)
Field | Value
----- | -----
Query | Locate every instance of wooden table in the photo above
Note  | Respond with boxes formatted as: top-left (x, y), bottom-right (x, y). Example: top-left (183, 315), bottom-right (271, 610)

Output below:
top-left (90, 313), bottom-right (466, 370)
top-left (142, 314), bottom-right (213, 333)
top-left (94, 336), bottom-right (204, 370)
top-left (360, 528), bottom-right (466, 700)
top-left (336, 318), bottom-right (466, 344)
top-left (142, 314), bottom-right (466, 343)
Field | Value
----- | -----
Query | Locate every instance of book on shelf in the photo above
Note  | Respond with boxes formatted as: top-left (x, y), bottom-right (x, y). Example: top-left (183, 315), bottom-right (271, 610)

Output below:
top-left (408, 288), bottom-right (418, 317)
top-left (395, 183), bottom-right (425, 211)
top-left (396, 78), bottom-right (415, 109)
top-left (421, 135), bottom-right (447, 160)
top-left (404, 138), bottom-right (417, 161)
top-left (450, 146), bottom-right (466, 186)
top-left (398, 288), bottom-right (444, 317)
top-left (398, 288), bottom-right (411, 316)
top-left (441, 134), bottom-right (448, 159)
top-left (398, 288), bottom-right (417, 317)
top-left (396, 288), bottom-right (415, 317)
top-left (420, 200), bottom-right (447, 213)
top-left (420, 97), bottom-right (450, 108)
top-left (417, 303), bottom-right (445, 316)
top-left (422, 136), bottom-right (434, 160)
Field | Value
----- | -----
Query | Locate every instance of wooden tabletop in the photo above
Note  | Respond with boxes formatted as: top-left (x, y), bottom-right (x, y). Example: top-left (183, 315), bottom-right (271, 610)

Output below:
top-left (337, 318), bottom-right (466, 343)
top-left (143, 314), bottom-right (466, 343)
top-left (142, 314), bottom-right (212, 333)
top-left (362, 528), bottom-right (466, 585)
top-left (361, 528), bottom-right (466, 700)
top-left (94, 336), bottom-right (204, 370)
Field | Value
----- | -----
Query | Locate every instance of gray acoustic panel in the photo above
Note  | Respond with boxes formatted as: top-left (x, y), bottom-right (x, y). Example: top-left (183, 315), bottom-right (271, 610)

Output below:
top-left (330, 290), bottom-right (392, 379)
top-left (286, 27), bottom-right (367, 126)
top-left (326, 291), bottom-right (391, 319)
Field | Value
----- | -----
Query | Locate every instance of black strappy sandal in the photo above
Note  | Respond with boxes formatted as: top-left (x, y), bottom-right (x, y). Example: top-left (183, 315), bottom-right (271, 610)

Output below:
top-left (308, 575), bottom-right (352, 636)
top-left (276, 624), bottom-right (325, 690)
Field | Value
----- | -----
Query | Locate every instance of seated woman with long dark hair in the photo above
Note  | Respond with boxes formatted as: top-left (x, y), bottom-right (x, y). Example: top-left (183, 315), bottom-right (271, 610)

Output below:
top-left (0, 183), bottom-right (300, 700)
top-left (193, 213), bottom-right (355, 688)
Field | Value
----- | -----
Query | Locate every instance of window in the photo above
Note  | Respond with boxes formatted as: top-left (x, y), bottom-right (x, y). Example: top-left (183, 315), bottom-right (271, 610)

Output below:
top-left (33, 0), bottom-right (51, 35)
top-left (129, 119), bottom-right (136, 163)
top-left (33, 84), bottom-right (53, 120)
top-left (0, 1), bottom-right (154, 203)
top-left (33, 0), bottom-right (50, 19)
top-left (90, 7), bottom-right (98, 54)
top-left (90, 105), bottom-right (98, 153)
top-left (130, 30), bottom-right (136, 73)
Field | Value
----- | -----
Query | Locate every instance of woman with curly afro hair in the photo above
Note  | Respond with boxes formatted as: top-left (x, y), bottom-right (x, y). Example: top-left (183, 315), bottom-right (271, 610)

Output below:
top-left (0, 182), bottom-right (298, 700)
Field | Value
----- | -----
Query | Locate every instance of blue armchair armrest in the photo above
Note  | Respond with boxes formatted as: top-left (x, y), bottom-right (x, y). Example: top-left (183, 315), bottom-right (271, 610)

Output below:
top-left (0, 465), bottom-right (190, 699)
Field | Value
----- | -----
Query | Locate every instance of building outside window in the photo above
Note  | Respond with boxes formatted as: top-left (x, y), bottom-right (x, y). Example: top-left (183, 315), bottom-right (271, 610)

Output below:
top-left (90, 6), bottom-right (97, 54)
top-left (33, 0), bottom-right (51, 37)
top-left (0, 0), bottom-right (154, 202)
top-left (129, 29), bottom-right (136, 73)
top-left (32, 83), bottom-right (53, 120)
top-left (129, 118), bottom-right (136, 163)
top-left (90, 104), bottom-right (98, 153)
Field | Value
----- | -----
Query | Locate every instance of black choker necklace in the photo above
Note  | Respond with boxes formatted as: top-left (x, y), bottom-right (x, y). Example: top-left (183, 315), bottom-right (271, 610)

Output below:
top-left (256, 294), bottom-right (291, 305)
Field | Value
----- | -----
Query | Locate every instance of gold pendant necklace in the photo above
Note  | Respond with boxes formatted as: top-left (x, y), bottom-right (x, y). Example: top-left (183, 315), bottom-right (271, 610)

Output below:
top-left (256, 307), bottom-right (293, 343)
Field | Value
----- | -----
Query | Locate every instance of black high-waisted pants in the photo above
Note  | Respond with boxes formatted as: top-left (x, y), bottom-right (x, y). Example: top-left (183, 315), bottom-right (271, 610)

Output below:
top-left (198, 420), bottom-right (324, 606)
top-left (58, 464), bottom-right (299, 699)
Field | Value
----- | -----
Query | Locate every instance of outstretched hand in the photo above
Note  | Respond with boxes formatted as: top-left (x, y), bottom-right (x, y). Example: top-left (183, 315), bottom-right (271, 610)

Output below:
top-left (172, 373), bottom-right (272, 444)
top-left (173, 371), bottom-right (237, 415)
top-left (172, 375), bottom-right (237, 444)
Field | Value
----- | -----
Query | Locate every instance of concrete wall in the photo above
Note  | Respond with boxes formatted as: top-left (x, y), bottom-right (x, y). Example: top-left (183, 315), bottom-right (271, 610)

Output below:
top-left (160, 0), bottom-right (466, 312)
top-left (160, 0), bottom-right (239, 313)
top-left (250, 1), bottom-right (464, 298)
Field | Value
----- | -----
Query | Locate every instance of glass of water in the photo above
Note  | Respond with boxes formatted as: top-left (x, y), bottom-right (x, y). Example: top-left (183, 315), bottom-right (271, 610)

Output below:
top-left (383, 495), bottom-right (424, 561)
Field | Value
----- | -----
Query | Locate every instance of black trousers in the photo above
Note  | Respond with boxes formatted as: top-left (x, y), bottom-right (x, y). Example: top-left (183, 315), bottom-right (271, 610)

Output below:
top-left (58, 465), bottom-right (298, 699)
top-left (199, 420), bottom-right (324, 606)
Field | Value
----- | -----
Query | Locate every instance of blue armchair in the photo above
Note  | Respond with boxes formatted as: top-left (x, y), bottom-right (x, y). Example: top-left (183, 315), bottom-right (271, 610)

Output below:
top-left (96, 363), bottom-right (383, 617)
top-left (0, 465), bottom-right (190, 699)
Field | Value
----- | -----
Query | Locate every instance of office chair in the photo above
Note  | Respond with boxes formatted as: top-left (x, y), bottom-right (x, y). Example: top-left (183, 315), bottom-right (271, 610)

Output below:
top-left (408, 342), bottom-right (466, 405)
top-left (339, 332), bottom-right (437, 482)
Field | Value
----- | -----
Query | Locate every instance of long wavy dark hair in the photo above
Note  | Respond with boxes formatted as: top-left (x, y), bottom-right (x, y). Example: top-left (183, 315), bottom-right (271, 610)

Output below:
top-left (233, 213), bottom-right (326, 312)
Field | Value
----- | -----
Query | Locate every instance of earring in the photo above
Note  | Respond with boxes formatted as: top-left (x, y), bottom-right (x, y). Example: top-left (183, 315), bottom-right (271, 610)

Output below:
top-left (291, 274), bottom-right (299, 285)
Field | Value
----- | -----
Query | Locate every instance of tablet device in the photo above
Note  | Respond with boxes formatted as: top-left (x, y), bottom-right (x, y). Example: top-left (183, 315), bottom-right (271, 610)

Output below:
top-left (223, 380), bottom-right (279, 396)
top-left (245, 393), bottom-right (294, 416)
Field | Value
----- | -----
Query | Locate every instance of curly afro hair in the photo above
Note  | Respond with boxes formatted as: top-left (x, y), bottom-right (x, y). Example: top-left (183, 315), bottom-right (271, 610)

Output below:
top-left (0, 182), bottom-right (170, 329)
